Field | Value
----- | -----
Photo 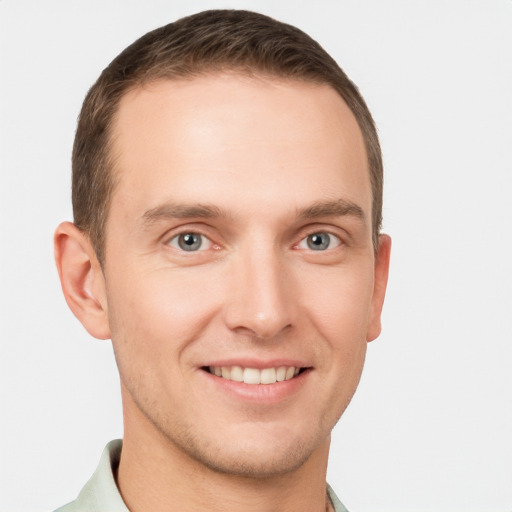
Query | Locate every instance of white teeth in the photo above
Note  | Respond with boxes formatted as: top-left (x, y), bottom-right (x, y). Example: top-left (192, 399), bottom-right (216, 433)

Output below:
top-left (208, 365), bottom-right (301, 385)
top-left (230, 365), bottom-right (243, 382)
top-left (260, 368), bottom-right (276, 384)
top-left (285, 367), bottom-right (295, 380)
top-left (243, 368), bottom-right (261, 384)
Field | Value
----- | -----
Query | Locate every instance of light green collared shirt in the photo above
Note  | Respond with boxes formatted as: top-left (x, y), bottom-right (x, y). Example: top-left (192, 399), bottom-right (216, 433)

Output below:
top-left (54, 440), bottom-right (349, 512)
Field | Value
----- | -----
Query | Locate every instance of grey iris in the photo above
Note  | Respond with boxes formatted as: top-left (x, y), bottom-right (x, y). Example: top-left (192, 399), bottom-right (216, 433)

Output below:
top-left (307, 233), bottom-right (330, 250)
top-left (178, 233), bottom-right (202, 251)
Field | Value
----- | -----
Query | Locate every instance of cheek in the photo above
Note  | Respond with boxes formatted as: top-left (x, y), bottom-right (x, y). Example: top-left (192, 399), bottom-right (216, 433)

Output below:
top-left (300, 261), bottom-right (374, 406)
top-left (106, 264), bottom-right (223, 356)
top-left (302, 262), bottom-right (375, 344)
top-left (105, 266), bottom-right (225, 407)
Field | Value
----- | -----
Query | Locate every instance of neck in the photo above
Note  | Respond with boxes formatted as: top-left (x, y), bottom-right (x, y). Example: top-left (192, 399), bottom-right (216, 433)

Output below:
top-left (117, 393), bottom-right (332, 512)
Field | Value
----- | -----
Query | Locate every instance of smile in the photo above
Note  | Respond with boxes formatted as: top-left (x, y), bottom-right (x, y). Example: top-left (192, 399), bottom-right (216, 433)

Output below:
top-left (207, 365), bottom-right (302, 385)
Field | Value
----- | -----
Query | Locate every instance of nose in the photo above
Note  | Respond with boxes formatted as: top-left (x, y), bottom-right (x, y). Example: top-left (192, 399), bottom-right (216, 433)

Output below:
top-left (222, 245), bottom-right (295, 340)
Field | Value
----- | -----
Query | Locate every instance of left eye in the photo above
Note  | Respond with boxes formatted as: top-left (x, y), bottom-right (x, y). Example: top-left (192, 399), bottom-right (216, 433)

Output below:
top-left (168, 232), bottom-right (212, 252)
top-left (298, 232), bottom-right (341, 251)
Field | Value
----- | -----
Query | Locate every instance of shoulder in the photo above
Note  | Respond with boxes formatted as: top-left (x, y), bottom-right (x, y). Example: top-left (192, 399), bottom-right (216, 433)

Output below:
top-left (327, 483), bottom-right (350, 512)
top-left (53, 440), bottom-right (128, 512)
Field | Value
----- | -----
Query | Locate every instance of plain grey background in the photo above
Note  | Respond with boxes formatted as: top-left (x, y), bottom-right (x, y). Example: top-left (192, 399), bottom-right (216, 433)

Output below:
top-left (1, 1), bottom-right (511, 511)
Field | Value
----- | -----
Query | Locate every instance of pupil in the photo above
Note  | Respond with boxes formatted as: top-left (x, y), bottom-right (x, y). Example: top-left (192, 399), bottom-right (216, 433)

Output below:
top-left (179, 233), bottom-right (201, 251)
top-left (308, 233), bottom-right (329, 250)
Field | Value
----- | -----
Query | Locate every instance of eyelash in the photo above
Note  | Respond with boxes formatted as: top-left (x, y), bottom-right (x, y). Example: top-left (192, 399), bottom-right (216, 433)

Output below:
top-left (166, 229), bottom-right (343, 253)
top-left (167, 232), bottom-right (214, 252)
top-left (296, 232), bottom-right (342, 251)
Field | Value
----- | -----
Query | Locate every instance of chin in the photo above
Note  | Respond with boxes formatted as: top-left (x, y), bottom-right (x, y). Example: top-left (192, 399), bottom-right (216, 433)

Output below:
top-left (162, 421), bottom-right (328, 479)
top-left (123, 380), bottom-right (337, 478)
top-left (187, 440), bottom-right (315, 478)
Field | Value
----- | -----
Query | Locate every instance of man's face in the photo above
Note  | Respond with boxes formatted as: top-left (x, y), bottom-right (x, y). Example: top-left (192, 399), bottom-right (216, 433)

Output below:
top-left (101, 74), bottom-right (388, 477)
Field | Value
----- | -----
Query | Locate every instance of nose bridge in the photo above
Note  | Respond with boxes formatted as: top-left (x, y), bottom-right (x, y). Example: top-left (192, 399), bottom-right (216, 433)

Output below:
top-left (224, 238), bottom-right (294, 339)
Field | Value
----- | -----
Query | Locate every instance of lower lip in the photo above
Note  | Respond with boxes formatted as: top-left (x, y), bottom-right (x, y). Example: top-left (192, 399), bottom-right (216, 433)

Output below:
top-left (200, 368), bottom-right (311, 404)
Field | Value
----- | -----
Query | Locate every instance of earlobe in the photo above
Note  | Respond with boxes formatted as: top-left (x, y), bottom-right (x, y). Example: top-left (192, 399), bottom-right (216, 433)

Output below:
top-left (367, 234), bottom-right (391, 342)
top-left (54, 222), bottom-right (111, 340)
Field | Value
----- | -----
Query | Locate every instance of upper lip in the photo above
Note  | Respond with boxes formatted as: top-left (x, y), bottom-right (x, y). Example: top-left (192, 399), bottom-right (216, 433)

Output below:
top-left (200, 358), bottom-right (311, 369)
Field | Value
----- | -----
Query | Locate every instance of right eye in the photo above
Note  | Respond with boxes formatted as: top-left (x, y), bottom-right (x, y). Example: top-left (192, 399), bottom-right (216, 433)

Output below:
top-left (297, 231), bottom-right (342, 251)
top-left (167, 232), bottom-right (212, 252)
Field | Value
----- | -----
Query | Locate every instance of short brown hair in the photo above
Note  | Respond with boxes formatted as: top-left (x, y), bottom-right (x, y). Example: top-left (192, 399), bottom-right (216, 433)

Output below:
top-left (73, 9), bottom-right (383, 263)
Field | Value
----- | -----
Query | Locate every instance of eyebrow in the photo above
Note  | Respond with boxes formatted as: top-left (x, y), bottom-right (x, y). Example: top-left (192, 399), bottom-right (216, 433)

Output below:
top-left (141, 203), bottom-right (230, 227)
top-left (297, 199), bottom-right (366, 223)
top-left (140, 198), bottom-right (365, 227)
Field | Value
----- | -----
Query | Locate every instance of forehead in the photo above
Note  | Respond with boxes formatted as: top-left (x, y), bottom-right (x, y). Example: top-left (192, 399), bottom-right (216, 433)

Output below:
top-left (109, 74), bottom-right (370, 224)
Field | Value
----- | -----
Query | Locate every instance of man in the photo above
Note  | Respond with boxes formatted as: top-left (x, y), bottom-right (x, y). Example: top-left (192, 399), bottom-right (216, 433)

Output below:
top-left (54, 9), bottom-right (390, 512)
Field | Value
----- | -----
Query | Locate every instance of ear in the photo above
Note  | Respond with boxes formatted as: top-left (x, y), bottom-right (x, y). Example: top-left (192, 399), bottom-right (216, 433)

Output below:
top-left (367, 234), bottom-right (391, 342)
top-left (54, 222), bottom-right (111, 340)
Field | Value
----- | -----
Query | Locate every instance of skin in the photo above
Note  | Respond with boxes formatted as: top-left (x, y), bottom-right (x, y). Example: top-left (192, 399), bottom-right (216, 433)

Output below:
top-left (55, 74), bottom-right (391, 512)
